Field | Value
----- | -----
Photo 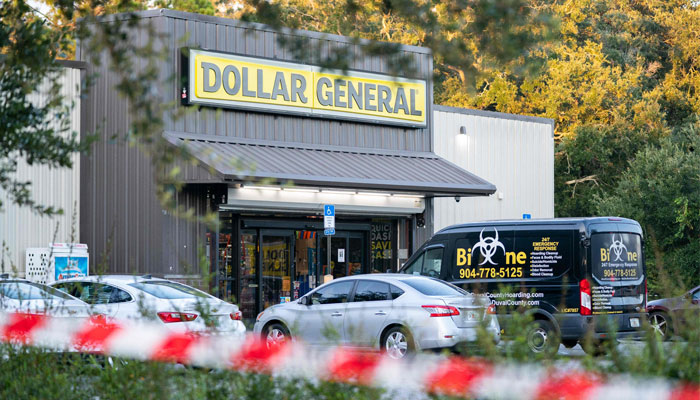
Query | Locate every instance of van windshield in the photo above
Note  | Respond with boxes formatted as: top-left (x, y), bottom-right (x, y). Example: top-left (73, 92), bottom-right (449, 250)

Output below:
top-left (591, 233), bottom-right (644, 285)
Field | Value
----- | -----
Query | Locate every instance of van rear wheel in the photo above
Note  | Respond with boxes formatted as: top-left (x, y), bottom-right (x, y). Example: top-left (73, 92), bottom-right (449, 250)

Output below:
top-left (526, 320), bottom-right (560, 355)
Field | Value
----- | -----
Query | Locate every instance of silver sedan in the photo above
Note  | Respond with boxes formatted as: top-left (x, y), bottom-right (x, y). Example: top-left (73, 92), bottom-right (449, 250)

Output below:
top-left (253, 274), bottom-right (500, 359)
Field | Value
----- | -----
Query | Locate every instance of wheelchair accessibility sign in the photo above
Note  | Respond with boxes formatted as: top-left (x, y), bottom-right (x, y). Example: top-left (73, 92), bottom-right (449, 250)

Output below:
top-left (324, 205), bottom-right (335, 235)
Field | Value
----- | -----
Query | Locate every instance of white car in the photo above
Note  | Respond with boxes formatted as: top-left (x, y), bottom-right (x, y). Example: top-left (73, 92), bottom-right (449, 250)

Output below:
top-left (50, 275), bottom-right (245, 336)
top-left (0, 276), bottom-right (91, 319)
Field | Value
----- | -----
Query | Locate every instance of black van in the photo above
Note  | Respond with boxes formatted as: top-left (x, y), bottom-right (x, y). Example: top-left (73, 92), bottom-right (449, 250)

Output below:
top-left (399, 217), bottom-right (647, 353)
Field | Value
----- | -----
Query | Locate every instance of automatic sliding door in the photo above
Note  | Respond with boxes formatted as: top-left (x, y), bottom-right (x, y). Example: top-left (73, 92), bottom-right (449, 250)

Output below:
top-left (320, 232), bottom-right (368, 279)
top-left (262, 231), bottom-right (293, 308)
top-left (239, 230), bottom-right (257, 320)
top-left (348, 233), bottom-right (364, 275)
top-left (294, 230), bottom-right (318, 298)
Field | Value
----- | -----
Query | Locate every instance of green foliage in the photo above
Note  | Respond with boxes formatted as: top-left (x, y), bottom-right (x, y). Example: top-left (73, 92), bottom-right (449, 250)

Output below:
top-left (432, 1), bottom-right (699, 231)
top-left (0, 345), bottom-right (396, 400)
top-left (596, 124), bottom-right (700, 292)
top-left (0, 0), bottom-right (91, 215)
top-left (226, 0), bottom-right (557, 86)
top-left (155, 0), bottom-right (216, 15)
top-left (555, 123), bottom-right (662, 217)
top-left (576, 312), bottom-right (700, 382)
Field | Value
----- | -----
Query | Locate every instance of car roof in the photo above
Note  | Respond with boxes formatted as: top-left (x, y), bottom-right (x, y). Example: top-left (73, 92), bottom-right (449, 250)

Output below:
top-left (436, 216), bottom-right (640, 234)
top-left (0, 277), bottom-right (30, 282)
top-left (329, 273), bottom-right (437, 284)
top-left (52, 275), bottom-right (168, 284)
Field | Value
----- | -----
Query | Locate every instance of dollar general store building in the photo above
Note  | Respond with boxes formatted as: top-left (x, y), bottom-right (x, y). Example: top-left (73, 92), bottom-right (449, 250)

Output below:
top-left (0, 10), bottom-right (554, 319)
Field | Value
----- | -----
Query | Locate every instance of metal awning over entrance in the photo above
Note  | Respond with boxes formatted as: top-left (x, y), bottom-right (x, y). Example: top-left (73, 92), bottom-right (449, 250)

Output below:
top-left (165, 132), bottom-right (496, 196)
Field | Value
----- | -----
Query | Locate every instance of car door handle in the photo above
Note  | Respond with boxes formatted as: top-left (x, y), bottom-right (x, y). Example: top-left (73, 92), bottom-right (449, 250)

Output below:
top-left (331, 312), bottom-right (343, 317)
top-left (374, 311), bottom-right (387, 316)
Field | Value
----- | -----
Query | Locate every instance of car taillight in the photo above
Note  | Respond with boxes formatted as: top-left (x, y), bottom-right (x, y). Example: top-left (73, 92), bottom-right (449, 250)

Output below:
top-left (157, 312), bottom-right (198, 323)
top-left (92, 314), bottom-right (108, 323)
top-left (422, 305), bottom-right (460, 317)
top-left (230, 311), bottom-right (242, 321)
top-left (486, 304), bottom-right (496, 315)
top-left (580, 279), bottom-right (592, 316)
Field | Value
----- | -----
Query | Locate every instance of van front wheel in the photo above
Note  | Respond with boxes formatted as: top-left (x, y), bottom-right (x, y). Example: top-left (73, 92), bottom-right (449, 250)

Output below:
top-left (526, 320), bottom-right (560, 355)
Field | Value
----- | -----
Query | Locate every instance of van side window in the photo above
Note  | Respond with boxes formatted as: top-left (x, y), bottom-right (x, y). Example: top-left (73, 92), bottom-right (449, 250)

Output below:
top-left (403, 253), bottom-right (424, 275)
top-left (423, 248), bottom-right (443, 278)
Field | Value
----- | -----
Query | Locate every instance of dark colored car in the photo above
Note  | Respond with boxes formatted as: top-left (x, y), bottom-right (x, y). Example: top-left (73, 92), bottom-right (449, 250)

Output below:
top-left (647, 285), bottom-right (700, 340)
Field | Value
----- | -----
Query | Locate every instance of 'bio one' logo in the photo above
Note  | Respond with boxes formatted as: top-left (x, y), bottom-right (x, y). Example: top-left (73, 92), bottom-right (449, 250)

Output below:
top-left (456, 228), bottom-right (527, 266)
top-left (600, 234), bottom-right (638, 262)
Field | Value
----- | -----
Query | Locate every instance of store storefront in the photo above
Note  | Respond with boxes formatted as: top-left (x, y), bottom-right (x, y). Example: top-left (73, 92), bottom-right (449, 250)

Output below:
top-left (215, 213), bottom-right (413, 319)
top-left (79, 9), bottom-right (496, 319)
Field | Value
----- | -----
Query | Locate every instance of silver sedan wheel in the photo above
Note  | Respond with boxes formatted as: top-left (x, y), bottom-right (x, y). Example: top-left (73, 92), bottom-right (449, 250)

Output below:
top-left (650, 313), bottom-right (668, 338)
top-left (266, 327), bottom-right (287, 347)
top-left (385, 331), bottom-right (408, 359)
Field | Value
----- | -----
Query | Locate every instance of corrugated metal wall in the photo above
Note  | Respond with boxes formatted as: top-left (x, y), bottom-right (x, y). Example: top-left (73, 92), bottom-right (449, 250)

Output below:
top-left (0, 66), bottom-right (82, 276)
top-left (432, 106), bottom-right (554, 233)
top-left (78, 10), bottom-right (434, 276)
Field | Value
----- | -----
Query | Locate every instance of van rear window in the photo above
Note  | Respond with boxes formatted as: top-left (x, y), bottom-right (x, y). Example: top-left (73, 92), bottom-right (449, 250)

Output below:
top-left (452, 229), bottom-right (574, 281)
top-left (591, 233), bottom-right (643, 284)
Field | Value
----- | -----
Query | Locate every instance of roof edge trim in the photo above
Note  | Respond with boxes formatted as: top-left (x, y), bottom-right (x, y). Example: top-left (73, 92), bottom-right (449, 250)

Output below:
top-left (434, 104), bottom-right (554, 127)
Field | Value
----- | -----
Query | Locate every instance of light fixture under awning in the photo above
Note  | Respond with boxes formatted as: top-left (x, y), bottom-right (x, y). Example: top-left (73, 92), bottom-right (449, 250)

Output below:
top-left (165, 131), bottom-right (496, 196)
top-left (223, 186), bottom-right (425, 216)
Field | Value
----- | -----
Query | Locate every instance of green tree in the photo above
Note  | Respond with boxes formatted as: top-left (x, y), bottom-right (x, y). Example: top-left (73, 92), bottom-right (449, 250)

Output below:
top-left (466, 1), bottom-right (700, 218)
top-left (1, 0), bottom-right (218, 222)
top-left (0, 0), bottom-right (90, 215)
top-left (555, 122), bottom-right (662, 217)
top-left (224, 0), bottom-right (556, 88)
top-left (596, 123), bottom-right (700, 292)
top-left (155, 0), bottom-right (216, 15)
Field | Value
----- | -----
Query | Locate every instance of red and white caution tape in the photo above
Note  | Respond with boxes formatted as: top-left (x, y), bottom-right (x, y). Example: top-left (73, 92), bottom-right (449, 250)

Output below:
top-left (1, 312), bottom-right (698, 400)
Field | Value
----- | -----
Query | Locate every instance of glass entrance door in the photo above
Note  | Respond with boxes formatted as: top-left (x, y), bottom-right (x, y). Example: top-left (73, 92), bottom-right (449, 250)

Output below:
top-left (294, 230), bottom-right (318, 298)
top-left (261, 230), bottom-right (293, 309)
top-left (239, 230), bottom-right (258, 320)
top-left (320, 231), bottom-right (367, 280)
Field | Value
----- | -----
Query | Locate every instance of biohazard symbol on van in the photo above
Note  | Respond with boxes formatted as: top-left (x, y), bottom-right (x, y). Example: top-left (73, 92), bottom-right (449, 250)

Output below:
top-left (471, 228), bottom-right (506, 265)
top-left (609, 234), bottom-right (628, 262)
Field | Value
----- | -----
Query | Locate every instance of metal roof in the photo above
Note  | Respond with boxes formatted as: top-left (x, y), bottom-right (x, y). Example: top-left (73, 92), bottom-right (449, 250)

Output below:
top-left (165, 132), bottom-right (496, 196)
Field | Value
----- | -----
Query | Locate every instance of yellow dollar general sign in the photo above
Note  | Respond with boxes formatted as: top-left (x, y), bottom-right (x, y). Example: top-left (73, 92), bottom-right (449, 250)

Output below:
top-left (184, 49), bottom-right (427, 128)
